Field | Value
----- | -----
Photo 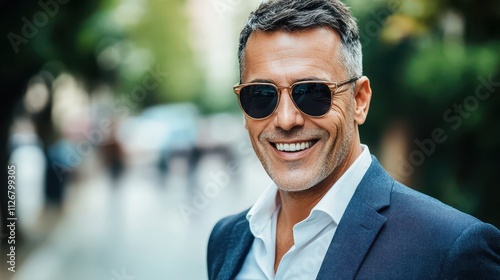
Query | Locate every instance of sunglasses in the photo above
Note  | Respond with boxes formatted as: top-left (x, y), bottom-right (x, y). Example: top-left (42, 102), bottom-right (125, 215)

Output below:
top-left (233, 77), bottom-right (360, 119)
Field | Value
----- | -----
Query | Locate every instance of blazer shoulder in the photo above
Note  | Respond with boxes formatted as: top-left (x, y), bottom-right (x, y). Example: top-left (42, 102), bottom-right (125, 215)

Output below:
top-left (362, 180), bottom-right (500, 278)
top-left (207, 209), bottom-right (250, 279)
top-left (390, 181), bottom-right (481, 228)
top-left (390, 182), bottom-right (500, 255)
top-left (209, 209), bottom-right (250, 244)
top-left (440, 221), bottom-right (500, 279)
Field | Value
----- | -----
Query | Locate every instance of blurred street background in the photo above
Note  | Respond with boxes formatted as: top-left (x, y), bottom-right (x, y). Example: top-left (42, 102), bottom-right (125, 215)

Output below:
top-left (1, 0), bottom-right (500, 279)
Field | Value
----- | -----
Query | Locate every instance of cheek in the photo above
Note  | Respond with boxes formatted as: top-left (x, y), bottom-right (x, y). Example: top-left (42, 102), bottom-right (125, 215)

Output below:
top-left (245, 126), bottom-right (262, 156)
top-left (330, 94), bottom-right (353, 120)
top-left (323, 96), bottom-right (353, 142)
top-left (326, 106), bottom-right (349, 133)
top-left (245, 119), bottom-right (267, 143)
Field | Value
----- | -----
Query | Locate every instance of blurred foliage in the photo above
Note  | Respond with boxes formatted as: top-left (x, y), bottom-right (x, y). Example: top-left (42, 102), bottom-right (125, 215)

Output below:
top-left (67, 0), bottom-right (204, 107)
top-left (350, 0), bottom-right (500, 225)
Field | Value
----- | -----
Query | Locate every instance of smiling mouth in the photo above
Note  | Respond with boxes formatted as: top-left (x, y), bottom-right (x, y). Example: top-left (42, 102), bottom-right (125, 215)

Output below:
top-left (274, 140), bottom-right (316, 152)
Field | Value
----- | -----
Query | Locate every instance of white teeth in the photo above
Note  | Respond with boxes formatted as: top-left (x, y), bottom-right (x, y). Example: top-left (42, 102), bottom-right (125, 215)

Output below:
top-left (275, 141), bottom-right (313, 152)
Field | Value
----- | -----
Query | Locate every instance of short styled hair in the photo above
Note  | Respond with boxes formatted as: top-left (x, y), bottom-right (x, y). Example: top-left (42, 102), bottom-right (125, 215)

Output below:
top-left (238, 0), bottom-right (362, 79)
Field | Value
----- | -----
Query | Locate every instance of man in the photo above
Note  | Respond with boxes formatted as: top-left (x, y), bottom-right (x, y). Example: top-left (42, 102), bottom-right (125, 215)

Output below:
top-left (207, 0), bottom-right (500, 279)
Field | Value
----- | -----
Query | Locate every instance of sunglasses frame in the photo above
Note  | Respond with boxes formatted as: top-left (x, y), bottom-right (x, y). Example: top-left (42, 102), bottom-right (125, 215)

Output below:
top-left (233, 76), bottom-right (360, 120)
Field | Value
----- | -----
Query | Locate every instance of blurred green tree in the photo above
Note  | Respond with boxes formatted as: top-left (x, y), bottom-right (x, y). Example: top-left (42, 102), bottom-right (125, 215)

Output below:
top-left (351, 0), bottom-right (500, 226)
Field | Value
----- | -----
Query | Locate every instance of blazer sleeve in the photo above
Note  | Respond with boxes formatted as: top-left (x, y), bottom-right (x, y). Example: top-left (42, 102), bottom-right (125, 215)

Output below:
top-left (439, 222), bottom-right (500, 279)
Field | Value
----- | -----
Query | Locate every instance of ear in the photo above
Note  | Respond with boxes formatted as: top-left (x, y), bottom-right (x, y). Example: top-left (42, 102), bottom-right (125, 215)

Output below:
top-left (353, 76), bottom-right (372, 125)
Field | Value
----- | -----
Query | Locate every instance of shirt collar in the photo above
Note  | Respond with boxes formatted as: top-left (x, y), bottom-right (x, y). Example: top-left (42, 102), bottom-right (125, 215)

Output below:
top-left (246, 144), bottom-right (372, 235)
top-left (246, 182), bottom-right (279, 236)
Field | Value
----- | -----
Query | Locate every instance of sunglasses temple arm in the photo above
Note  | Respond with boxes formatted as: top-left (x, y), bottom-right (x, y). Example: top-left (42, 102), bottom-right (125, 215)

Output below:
top-left (335, 76), bottom-right (360, 92)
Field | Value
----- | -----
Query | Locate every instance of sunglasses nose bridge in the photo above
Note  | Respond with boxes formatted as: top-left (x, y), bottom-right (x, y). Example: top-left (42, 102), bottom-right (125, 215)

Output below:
top-left (275, 85), bottom-right (292, 96)
top-left (275, 85), bottom-right (296, 108)
top-left (274, 85), bottom-right (303, 114)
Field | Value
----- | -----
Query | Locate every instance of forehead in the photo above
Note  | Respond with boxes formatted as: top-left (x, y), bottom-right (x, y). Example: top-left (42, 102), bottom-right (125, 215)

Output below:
top-left (242, 27), bottom-right (345, 83)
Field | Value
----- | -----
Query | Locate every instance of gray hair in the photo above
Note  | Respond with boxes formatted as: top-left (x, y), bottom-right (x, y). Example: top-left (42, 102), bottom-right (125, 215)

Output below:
top-left (238, 0), bottom-right (362, 79)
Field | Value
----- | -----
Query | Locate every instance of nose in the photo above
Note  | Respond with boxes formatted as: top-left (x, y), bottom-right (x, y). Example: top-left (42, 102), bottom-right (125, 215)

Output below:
top-left (273, 89), bottom-right (305, 131)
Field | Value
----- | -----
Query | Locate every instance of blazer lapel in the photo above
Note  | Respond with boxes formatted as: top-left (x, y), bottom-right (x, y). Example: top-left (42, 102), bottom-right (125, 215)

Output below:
top-left (217, 218), bottom-right (254, 280)
top-left (317, 157), bottom-right (393, 280)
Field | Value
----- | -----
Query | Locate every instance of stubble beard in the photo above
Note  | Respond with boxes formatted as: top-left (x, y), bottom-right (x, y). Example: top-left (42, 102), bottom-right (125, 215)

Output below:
top-left (254, 124), bottom-right (354, 193)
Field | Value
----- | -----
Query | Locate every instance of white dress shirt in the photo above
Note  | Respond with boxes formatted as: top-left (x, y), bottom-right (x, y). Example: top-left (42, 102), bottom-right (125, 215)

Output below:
top-left (236, 145), bottom-right (372, 280)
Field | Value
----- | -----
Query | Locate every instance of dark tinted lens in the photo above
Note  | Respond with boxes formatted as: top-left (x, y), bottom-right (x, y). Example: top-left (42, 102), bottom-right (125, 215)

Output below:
top-left (239, 84), bottom-right (278, 118)
top-left (291, 83), bottom-right (331, 116)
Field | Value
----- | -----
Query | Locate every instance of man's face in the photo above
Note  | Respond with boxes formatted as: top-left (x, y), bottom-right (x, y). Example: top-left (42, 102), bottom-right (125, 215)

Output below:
top-left (241, 27), bottom-right (359, 192)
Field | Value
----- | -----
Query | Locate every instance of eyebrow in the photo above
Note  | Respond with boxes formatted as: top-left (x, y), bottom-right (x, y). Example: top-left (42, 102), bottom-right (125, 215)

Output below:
top-left (248, 76), bottom-right (328, 84)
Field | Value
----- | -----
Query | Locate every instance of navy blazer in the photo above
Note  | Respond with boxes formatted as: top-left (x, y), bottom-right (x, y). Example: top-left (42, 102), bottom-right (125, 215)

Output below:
top-left (207, 157), bottom-right (500, 279)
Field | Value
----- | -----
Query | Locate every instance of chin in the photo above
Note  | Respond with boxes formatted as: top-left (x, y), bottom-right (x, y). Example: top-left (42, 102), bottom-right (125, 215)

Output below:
top-left (273, 173), bottom-right (325, 192)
